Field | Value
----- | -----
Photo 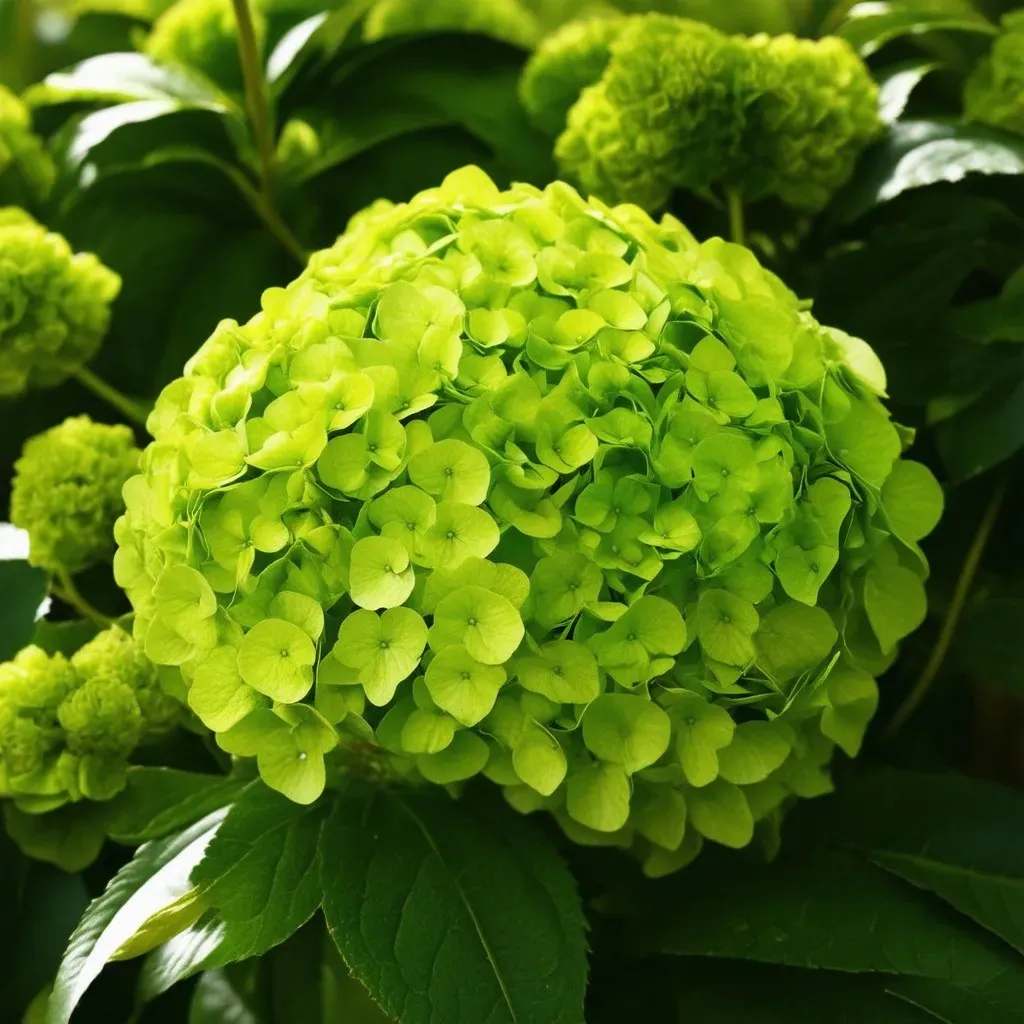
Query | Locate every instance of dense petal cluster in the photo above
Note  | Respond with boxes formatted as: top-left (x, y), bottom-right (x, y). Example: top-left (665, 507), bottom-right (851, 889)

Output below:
top-left (363, 0), bottom-right (543, 48)
top-left (519, 15), bottom-right (624, 136)
top-left (964, 11), bottom-right (1024, 136)
top-left (0, 208), bottom-right (121, 397)
top-left (0, 627), bottom-right (180, 812)
top-left (10, 415), bottom-right (141, 574)
top-left (117, 167), bottom-right (940, 873)
top-left (529, 13), bottom-right (880, 212)
top-left (144, 0), bottom-right (265, 89)
top-left (0, 85), bottom-right (55, 203)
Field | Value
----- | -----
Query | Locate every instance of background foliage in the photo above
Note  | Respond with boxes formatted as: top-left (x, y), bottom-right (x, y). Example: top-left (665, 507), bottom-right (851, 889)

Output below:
top-left (4, 0), bottom-right (1024, 1021)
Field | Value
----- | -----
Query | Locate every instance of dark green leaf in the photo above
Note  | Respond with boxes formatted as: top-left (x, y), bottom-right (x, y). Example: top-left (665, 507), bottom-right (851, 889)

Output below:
top-left (949, 266), bottom-right (1024, 344)
top-left (936, 368), bottom-right (1024, 480)
top-left (28, 52), bottom-right (235, 110)
top-left (191, 782), bottom-right (326, 967)
top-left (31, 618), bottom-right (103, 656)
top-left (672, 959), bottom-right (936, 1023)
top-left (641, 847), bottom-right (1024, 1010)
top-left (46, 810), bottom-right (226, 1024)
top-left (832, 121), bottom-right (1024, 224)
top-left (3, 802), bottom-right (112, 873)
top-left (837, 1), bottom-right (995, 57)
top-left (876, 60), bottom-right (939, 124)
top-left (807, 769), bottom-right (1024, 956)
top-left (887, 975), bottom-right (1024, 1024)
top-left (188, 969), bottom-right (260, 1024)
top-left (957, 596), bottom-right (1024, 694)
top-left (320, 789), bottom-right (587, 1024)
top-left (107, 768), bottom-right (247, 844)
top-left (0, 553), bottom-right (47, 661)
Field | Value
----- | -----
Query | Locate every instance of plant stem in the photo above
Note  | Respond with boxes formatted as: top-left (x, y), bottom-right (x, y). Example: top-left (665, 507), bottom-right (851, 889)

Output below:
top-left (73, 366), bottom-right (150, 427)
top-left (726, 188), bottom-right (745, 246)
top-left (53, 570), bottom-right (115, 627)
top-left (230, 0), bottom-right (308, 266)
top-left (884, 473), bottom-right (1009, 737)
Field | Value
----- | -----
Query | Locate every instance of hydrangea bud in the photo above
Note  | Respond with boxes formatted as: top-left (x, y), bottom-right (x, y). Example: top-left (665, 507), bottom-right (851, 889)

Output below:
top-left (118, 166), bottom-right (941, 873)
top-left (364, 0), bottom-right (542, 48)
top-left (144, 0), bottom-right (266, 90)
top-left (964, 11), bottom-right (1024, 137)
top-left (0, 627), bottom-right (178, 812)
top-left (0, 209), bottom-right (121, 397)
top-left (0, 85), bottom-right (55, 203)
top-left (10, 415), bottom-right (140, 574)
top-left (544, 13), bottom-right (881, 213)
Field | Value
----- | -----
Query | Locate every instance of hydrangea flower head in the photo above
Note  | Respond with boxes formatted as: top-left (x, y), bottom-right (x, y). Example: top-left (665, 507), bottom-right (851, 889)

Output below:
top-left (116, 166), bottom-right (940, 873)
top-left (536, 13), bottom-right (881, 213)
top-left (0, 209), bottom-right (121, 397)
top-left (964, 11), bottom-right (1024, 137)
top-left (0, 628), bottom-right (178, 812)
top-left (10, 415), bottom-right (140, 574)
top-left (0, 85), bottom-right (55, 203)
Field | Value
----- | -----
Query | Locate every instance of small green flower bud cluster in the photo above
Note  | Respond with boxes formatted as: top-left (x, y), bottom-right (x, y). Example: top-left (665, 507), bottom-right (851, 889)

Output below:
top-left (117, 166), bottom-right (940, 873)
top-left (364, 0), bottom-right (543, 48)
top-left (144, 0), bottom-right (266, 90)
top-left (522, 13), bottom-right (881, 212)
top-left (0, 627), bottom-right (180, 812)
top-left (0, 209), bottom-right (121, 397)
top-left (10, 415), bottom-right (141, 575)
top-left (0, 85), bottom-right (55, 204)
top-left (965, 11), bottom-right (1024, 137)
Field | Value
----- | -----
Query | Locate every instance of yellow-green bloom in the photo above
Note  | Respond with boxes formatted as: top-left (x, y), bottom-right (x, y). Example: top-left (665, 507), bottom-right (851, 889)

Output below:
top-left (364, 0), bottom-right (542, 48)
top-left (10, 415), bottom-right (140, 574)
top-left (965, 10), bottom-right (1024, 137)
top-left (144, 0), bottom-right (265, 89)
top-left (116, 166), bottom-right (939, 872)
top-left (0, 209), bottom-right (121, 397)
top-left (543, 13), bottom-right (880, 212)
top-left (0, 85), bottom-right (55, 204)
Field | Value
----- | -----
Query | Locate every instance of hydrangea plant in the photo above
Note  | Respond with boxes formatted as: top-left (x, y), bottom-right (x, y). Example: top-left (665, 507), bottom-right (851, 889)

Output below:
top-left (10, 415), bottom-right (141, 575)
top-left (0, 85), bottom-right (55, 203)
top-left (363, 0), bottom-right (543, 49)
top-left (964, 10), bottom-right (1024, 137)
top-left (0, 208), bottom-right (122, 397)
top-left (0, 626), bottom-right (180, 813)
top-left (144, 0), bottom-right (265, 89)
top-left (115, 166), bottom-right (940, 874)
top-left (522, 13), bottom-right (881, 213)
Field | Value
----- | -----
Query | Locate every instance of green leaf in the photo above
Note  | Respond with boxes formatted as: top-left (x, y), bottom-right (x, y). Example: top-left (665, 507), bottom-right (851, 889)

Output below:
top-left (643, 846), bottom-right (1024, 1009)
top-left (29, 52), bottom-right (235, 110)
top-left (0, 555), bottom-right (47, 661)
top-left (834, 121), bottom-right (1024, 224)
top-left (320, 791), bottom-right (587, 1024)
top-left (837, 1), bottom-right (995, 57)
top-left (192, 783), bottom-right (326, 967)
top-left (864, 563), bottom-right (928, 654)
top-left (46, 810), bottom-right (227, 1024)
top-left (810, 769), bottom-right (1024, 958)
top-left (107, 768), bottom-right (247, 844)
top-left (188, 969), bottom-right (260, 1024)
top-left (877, 60), bottom-right (939, 125)
top-left (937, 372), bottom-right (1024, 480)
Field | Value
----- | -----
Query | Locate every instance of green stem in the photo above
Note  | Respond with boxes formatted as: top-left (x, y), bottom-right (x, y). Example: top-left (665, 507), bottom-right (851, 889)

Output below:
top-left (726, 188), bottom-right (745, 247)
top-left (231, 0), bottom-right (308, 267)
top-left (73, 366), bottom-right (150, 427)
top-left (53, 570), bottom-right (115, 627)
top-left (884, 473), bottom-right (1009, 738)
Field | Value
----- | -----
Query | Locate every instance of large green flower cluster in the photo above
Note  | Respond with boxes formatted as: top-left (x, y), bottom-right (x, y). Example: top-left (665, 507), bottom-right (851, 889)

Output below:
top-left (964, 10), bottom-right (1024, 137)
top-left (144, 0), bottom-right (265, 89)
top-left (363, 0), bottom-right (543, 48)
top-left (10, 415), bottom-right (141, 574)
top-left (116, 167), bottom-right (940, 873)
top-left (0, 208), bottom-right (121, 397)
top-left (0, 85), bottom-right (55, 204)
top-left (522, 13), bottom-right (881, 212)
top-left (0, 627), bottom-right (180, 812)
